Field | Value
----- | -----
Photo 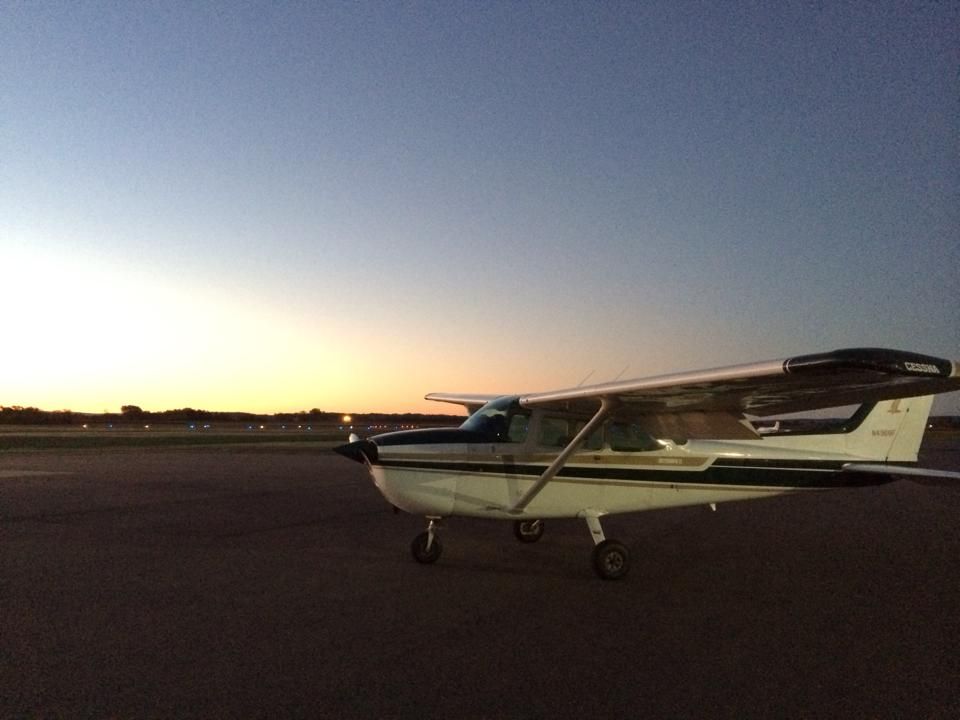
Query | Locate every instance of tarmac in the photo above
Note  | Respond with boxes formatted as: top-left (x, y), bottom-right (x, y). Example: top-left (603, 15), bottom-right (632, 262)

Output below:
top-left (2, 438), bottom-right (959, 718)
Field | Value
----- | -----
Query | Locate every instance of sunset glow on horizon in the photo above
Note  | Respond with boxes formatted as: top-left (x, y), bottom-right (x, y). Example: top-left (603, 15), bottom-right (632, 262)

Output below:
top-left (3, 4), bottom-right (958, 416)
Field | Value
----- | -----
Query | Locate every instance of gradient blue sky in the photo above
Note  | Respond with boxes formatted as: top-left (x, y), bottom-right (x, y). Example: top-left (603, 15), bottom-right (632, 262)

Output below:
top-left (2, 1), bottom-right (958, 413)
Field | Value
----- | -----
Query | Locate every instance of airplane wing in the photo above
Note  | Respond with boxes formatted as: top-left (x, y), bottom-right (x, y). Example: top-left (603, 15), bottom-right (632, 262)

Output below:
top-left (504, 348), bottom-right (958, 514)
top-left (519, 348), bottom-right (959, 419)
top-left (425, 393), bottom-right (503, 415)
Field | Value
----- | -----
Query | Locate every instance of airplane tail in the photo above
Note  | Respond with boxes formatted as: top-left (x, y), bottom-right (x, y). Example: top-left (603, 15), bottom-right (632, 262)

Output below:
top-left (843, 395), bottom-right (934, 462)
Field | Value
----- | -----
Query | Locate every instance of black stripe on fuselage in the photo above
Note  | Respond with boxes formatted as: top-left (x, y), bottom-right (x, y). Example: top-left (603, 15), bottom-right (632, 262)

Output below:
top-left (372, 458), bottom-right (890, 489)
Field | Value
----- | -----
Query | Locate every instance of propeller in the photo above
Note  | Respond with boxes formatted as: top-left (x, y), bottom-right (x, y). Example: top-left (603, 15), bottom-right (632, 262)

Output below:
top-left (333, 438), bottom-right (378, 464)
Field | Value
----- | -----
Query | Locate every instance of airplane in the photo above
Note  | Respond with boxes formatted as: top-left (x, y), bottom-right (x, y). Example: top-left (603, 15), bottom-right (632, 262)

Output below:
top-left (334, 348), bottom-right (960, 579)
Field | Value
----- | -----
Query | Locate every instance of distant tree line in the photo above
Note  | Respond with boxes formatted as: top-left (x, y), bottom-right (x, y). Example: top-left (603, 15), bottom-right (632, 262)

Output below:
top-left (0, 405), bottom-right (463, 426)
top-left (116, 405), bottom-right (342, 423)
top-left (0, 407), bottom-right (77, 425)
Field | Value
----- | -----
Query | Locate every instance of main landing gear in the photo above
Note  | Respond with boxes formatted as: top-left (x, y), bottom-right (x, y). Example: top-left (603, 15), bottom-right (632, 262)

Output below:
top-left (585, 513), bottom-right (629, 580)
top-left (593, 540), bottom-right (629, 580)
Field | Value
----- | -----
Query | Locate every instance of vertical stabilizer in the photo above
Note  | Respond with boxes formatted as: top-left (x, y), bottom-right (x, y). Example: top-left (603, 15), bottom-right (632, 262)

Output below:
top-left (845, 396), bottom-right (934, 462)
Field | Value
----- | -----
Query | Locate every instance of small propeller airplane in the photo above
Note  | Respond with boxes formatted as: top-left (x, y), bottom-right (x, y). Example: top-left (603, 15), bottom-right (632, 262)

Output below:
top-left (335, 348), bottom-right (960, 579)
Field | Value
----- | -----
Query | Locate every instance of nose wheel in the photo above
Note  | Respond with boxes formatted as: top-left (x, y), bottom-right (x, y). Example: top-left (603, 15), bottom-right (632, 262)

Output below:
top-left (513, 519), bottom-right (544, 543)
top-left (411, 518), bottom-right (443, 564)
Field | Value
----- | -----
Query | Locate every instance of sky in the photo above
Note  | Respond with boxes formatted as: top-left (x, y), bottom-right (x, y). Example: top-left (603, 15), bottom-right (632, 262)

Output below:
top-left (2, 1), bottom-right (958, 414)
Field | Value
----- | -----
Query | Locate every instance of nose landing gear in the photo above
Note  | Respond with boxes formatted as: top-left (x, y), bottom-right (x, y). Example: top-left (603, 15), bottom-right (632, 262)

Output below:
top-left (411, 517), bottom-right (443, 564)
top-left (513, 518), bottom-right (545, 543)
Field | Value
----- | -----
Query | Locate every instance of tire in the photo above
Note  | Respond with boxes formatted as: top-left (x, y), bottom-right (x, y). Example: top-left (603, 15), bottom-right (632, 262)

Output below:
top-left (592, 539), bottom-right (629, 580)
top-left (513, 519), bottom-right (545, 543)
top-left (411, 531), bottom-right (442, 564)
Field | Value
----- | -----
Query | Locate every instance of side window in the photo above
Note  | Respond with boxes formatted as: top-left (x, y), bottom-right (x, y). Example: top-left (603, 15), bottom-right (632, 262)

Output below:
top-left (539, 417), bottom-right (603, 449)
top-left (539, 417), bottom-right (569, 447)
top-left (506, 412), bottom-right (530, 443)
top-left (570, 420), bottom-right (604, 451)
top-left (608, 422), bottom-right (660, 451)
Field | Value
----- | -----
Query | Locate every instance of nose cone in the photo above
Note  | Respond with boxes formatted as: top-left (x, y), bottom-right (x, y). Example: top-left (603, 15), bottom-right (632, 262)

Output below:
top-left (333, 438), bottom-right (378, 464)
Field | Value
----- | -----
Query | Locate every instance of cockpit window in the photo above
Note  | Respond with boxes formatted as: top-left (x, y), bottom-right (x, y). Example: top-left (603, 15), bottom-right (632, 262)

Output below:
top-left (539, 417), bottom-right (569, 447)
top-left (460, 396), bottom-right (530, 443)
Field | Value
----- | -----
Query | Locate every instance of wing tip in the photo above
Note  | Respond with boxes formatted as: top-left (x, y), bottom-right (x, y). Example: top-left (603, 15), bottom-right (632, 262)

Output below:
top-left (785, 348), bottom-right (955, 378)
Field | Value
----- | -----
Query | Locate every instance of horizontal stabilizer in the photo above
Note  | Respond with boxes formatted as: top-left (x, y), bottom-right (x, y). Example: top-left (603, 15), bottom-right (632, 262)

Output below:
top-left (425, 393), bottom-right (502, 414)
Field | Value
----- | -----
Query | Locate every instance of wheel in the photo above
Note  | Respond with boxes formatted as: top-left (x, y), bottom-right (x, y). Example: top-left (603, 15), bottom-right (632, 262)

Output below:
top-left (592, 539), bottom-right (629, 580)
top-left (411, 531), bottom-right (442, 564)
top-left (513, 519), bottom-right (545, 543)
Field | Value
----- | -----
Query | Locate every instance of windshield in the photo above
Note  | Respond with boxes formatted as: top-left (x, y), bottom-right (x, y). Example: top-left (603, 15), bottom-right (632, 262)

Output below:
top-left (459, 396), bottom-right (529, 443)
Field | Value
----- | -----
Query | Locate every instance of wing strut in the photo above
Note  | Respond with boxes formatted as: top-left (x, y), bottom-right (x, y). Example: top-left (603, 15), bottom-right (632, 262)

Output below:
top-left (506, 396), bottom-right (619, 514)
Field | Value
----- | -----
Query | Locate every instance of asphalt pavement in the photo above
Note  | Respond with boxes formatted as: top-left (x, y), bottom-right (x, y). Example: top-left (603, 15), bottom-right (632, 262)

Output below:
top-left (2, 439), bottom-right (959, 718)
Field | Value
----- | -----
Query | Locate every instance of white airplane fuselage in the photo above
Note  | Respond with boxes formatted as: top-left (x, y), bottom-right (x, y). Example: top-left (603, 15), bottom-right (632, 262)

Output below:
top-left (367, 437), bottom-right (888, 520)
